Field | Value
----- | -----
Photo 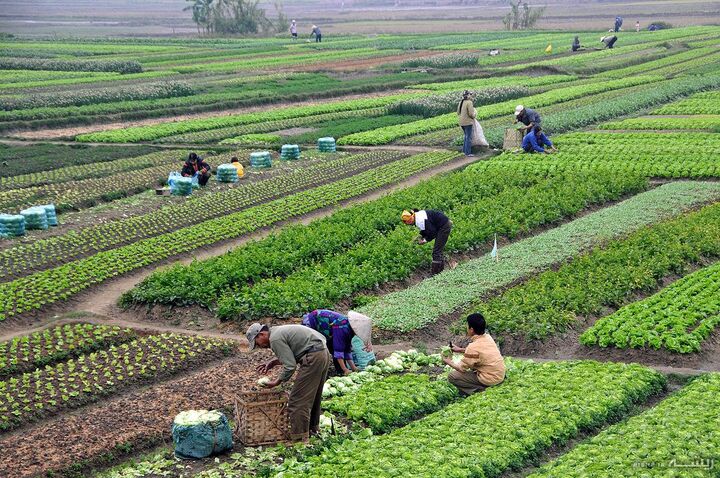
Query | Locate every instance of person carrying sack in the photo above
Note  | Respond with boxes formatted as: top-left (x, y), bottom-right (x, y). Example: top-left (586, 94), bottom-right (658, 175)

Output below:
top-left (457, 90), bottom-right (477, 157)
top-left (247, 323), bottom-right (331, 442)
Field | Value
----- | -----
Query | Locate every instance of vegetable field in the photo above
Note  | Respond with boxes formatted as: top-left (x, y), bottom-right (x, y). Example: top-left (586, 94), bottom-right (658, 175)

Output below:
top-left (1, 25), bottom-right (720, 478)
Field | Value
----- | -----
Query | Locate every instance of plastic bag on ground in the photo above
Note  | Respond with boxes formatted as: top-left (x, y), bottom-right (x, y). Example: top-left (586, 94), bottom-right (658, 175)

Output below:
top-left (471, 120), bottom-right (489, 147)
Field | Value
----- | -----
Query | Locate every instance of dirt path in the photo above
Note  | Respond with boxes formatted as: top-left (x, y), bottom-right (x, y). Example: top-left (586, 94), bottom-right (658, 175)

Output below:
top-left (0, 150), bottom-right (487, 339)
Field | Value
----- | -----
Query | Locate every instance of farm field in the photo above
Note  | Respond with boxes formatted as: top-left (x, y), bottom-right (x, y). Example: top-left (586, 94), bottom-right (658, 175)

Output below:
top-left (1, 24), bottom-right (720, 478)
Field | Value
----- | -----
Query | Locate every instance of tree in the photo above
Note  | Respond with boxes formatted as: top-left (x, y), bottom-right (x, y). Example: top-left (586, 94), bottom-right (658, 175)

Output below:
top-left (186, 0), bottom-right (287, 36)
top-left (502, 0), bottom-right (545, 30)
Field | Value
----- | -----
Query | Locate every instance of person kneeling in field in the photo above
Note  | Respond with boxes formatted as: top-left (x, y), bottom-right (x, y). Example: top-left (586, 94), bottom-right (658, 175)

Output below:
top-left (443, 313), bottom-right (505, 396)
top-left (522, 126), bottom-right (557, 154)
top-left (247, 323), bottom-right (331, 442)
top-left (182, 152), bottom-right (211, 186)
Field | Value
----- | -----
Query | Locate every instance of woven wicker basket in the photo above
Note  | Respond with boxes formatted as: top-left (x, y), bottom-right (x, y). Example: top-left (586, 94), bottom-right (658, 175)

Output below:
top-left (234, 390), bottom-right (291, 446)
top-left (503, 128), bottom-right (523, 150)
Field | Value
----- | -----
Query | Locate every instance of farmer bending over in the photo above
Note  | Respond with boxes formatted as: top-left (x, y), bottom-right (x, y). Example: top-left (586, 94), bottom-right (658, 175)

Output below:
top-left (301, 309), bottom-right (373, 375)
top-left (514, 105), bottom-right (542, 134)
top-left (443, 313), bottom-right (505, 396)
top-left (248, 323), bottom-right (331, 442)
top-left (181, 152), bottom-right (211, 186)
top-left (522, 126), bottom-right (556, 154)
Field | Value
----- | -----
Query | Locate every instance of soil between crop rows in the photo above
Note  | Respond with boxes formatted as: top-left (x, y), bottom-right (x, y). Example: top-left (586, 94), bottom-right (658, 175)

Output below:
top-left (0, 353), bottom-right (272, 478)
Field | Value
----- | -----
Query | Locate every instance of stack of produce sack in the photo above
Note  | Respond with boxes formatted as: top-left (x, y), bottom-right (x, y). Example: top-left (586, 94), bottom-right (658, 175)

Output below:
top-left (21, 207), bottom-right (49, 230)
top-left (317, 137), bottom-right (336, 152)
top-left (216, 164), bottom-right (239, 183)
top-left (0, 214), bottom-right (25, 238)
top-left (280, 144), bottom-right (301, 161)
top-left (41, 204), bottom-right (58, 226)
top-left (250, 151), bottom-right (272, 168)
top-left (172, 177), bottom-right (193, 196)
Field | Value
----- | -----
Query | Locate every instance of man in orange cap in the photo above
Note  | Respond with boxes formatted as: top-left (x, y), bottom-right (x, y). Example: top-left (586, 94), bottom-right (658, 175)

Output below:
top-left (402, 209), bottom-right (452, 275)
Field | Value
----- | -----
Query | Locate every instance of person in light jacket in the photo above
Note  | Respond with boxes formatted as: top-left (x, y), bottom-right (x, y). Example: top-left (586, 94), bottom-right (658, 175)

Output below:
top-left (290, 20), bottom-right (298, 40)
top-left (457, 90), bottom-right (476, 157)
top-left (402, 209), bottom-right (452, 275)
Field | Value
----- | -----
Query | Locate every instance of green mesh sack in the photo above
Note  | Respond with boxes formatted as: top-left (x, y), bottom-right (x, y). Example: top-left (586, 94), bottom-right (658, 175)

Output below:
top-left (172, 410), bottom-right (233, 459)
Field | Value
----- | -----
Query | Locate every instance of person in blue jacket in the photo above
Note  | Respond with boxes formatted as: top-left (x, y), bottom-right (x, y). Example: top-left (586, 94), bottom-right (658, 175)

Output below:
top-left (522, 126), bottom-right (556, 154)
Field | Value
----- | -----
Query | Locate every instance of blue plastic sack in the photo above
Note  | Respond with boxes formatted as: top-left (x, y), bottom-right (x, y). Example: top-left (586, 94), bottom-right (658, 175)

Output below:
top-left (172, 410), bottom-right (233, 459)
top-left (167, 171), bottom-right (182, 191)
top-left (351, 335), bottom-right (376, 370)
top-left (191, 172), bottom-right (200, 189)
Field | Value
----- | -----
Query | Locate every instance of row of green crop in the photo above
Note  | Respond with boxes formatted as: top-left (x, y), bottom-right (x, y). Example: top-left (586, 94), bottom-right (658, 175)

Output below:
top-left (0, 57), bottom-right (143, 73)
top-left (0, 81), bottom-right (193, 111)
top-left (0, 151), bottom-right (404, 281)
top-left (1, 149), bottom-right (184, 190)
top-left (0, 143), bottom-right (159, 179)
top-left (325, 374), bottom-right (458, 433)
top-left (0, 333), bottom-right (234, 431)
top-left (596, 46), bottom-right (719, 78)
top-left (389, 85), bottom-right (527, 117)
top-left (654, 98), bottom-right (720, 115)
top-left (156, 107), bottom-right (388, 144)
top-left (220, 114), bottom-right (421, 147)
top-left (0, 151), bottom-right (458, 321)
top-left (468, 200), bottom-right (720, 346)
top-left (0, 71), bottom-right (175, 91)
top-left (0, 323), bottom-right (135, 379)
top-left (281, 360), bottom-right (665, 478)
top-left (600, 115), bottom-right (720, 130)
top-left (581, 260), bottom-right (720, 353)
top-left (215, 169), bottom-right (645, 320)
top-left (408, 74), bottom-right (575, 92)
top-left (528, 373), bottom-right (720, 477)
top-left (338, 75), bottom-right (663, 145)
top-left (75, 93), bottom-right (420, 143)
top-left (359, 181), bottom-right (720, 331)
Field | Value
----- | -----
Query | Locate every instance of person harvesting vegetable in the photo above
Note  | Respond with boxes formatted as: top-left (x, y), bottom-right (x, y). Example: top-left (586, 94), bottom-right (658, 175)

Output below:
top-left (401, 209), bottom-right (452, 275)
top-left (181, 152), bottom-right (211, 186)
top-left (247, 323), bottom-right (330, 442)
top-left (522, 126), bottom-right (557, 154)
top-left (514, 105), bottom-right (542, 135)
top-left (301, 309), bottom-right (374, 375)
top-left (443, 313), bottom-right (505, 396)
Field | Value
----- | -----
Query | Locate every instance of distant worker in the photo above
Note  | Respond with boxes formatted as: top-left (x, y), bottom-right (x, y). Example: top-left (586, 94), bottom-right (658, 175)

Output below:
top-left (635, 20), bottom-right (640, 32)
top-left (290, 20), bottom-right (298, 40)
top-left (457, 90), bottom-right (477, 157)
top-left (311, 25), bottom-right (322, 42)
top-left (230, 156), bottom-right (244, 178)
top-left (648, 24), bottom-right (659, 31)
top-left (181, 152), bottom-right (211, 186)
top-left (601, 35), bottom-right (618, 49)
top-left (401, 209), bottom-right (452, 275)
top-left (248, 323), bottom-right (330, 442)
top-left (571, 36), bottom-right (584, 52)
top-left (522, 126), bottom-right (556, 154)
top-left (443, 313), bottom-right (505, 396)
top-left (302, 309), bottom-right (373, 375)
top-left (614, 16), bottom-right (623, 32)
top-left (514, 105), bottom-right (542, 134)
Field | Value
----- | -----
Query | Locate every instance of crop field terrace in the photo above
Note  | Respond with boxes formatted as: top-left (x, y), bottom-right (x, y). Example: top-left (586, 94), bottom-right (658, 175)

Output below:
top-left (1, 25), bottom-right (720, 478)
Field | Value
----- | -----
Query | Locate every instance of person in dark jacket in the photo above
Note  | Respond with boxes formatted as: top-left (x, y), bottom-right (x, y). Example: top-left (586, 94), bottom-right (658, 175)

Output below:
top-left (181, 152), bottom-right (211, 186)
top-left (522, 126), bottom-right (556, 154)
top-left (614, 16), bottom-right (623, 32)
top-left (514, 105), bottom-right (542, 134)
top-left (571, 36), bottom-right (583, 52)
top-left (402, 209), bottom-right (452, 274)
top-left (311, 25), bottom-right (322, 42)
top-left (601, 35), bottom-right (618, 49)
